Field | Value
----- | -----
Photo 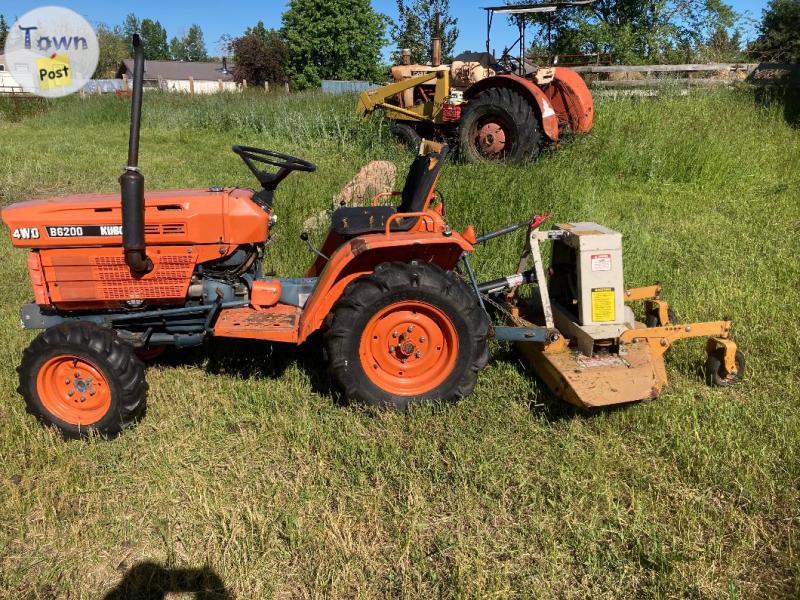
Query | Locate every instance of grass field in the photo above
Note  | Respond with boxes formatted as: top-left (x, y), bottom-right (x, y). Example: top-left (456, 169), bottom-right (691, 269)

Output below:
top-left (0, 87), bottom-right (798, 599)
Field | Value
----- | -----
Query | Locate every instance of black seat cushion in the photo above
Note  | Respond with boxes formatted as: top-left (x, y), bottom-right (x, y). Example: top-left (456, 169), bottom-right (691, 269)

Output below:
top-left (398, 147), bottom-right (447, 213)
top-left (331, 145), bottom-right (448, 237)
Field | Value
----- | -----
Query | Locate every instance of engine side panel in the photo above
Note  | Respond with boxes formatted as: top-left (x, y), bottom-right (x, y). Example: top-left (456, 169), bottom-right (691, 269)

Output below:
top-left (38, 246), bottom-right (199, 310)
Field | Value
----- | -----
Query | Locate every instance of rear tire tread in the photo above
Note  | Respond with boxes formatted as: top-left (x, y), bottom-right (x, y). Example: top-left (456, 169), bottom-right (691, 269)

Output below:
top-left (458, 87), bottom-right (541, 163)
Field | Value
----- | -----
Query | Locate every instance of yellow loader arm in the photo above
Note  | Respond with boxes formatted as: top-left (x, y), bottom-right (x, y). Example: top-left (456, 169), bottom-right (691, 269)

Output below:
top-left (356, 70), bottom-right (450, 124)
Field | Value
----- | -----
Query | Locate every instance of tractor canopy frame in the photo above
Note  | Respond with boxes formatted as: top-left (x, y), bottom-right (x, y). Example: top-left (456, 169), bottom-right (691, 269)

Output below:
top-left (483, 1), bottom-right (596, 71)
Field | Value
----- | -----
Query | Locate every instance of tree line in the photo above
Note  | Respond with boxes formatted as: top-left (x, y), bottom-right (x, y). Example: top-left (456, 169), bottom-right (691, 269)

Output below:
top-left (0, 0), bottom-right (797, 89)
top-left (515, 0), bottom-right (799, 64)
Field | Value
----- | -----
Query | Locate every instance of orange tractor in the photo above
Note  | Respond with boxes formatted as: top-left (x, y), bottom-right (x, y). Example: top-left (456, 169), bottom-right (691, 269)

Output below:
top-left (2, 36), bottom-right (743, 439)
top-left (357, 3), bottom-right (595, 163)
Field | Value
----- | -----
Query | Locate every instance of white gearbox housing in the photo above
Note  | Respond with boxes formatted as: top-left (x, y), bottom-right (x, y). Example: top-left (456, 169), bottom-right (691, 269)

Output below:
top-left (547, 223), bottom-right (636, 355)
top-left (554, 222), bottom-right (625, 326)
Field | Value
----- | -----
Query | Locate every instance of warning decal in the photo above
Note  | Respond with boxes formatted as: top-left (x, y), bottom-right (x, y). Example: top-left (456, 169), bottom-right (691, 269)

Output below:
top-left (591, 253), bottom-right (611, 271)
top-left (591, 287), bottom-right (615, 322)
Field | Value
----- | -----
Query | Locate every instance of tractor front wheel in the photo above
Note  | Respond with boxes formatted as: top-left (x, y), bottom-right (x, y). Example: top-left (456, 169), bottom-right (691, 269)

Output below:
top-left (18, 322), bottom-right (147, 439)
top-left (326, 261), bottom-right (490, 410)
top-left (390, 123), bottom-right (422, 153)
top-left (458, 87), bottom-right (541, 163)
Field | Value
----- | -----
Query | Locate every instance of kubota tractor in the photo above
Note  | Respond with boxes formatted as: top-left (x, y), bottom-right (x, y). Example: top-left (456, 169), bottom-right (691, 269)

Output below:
top-left (357, 3), bottom-right (595, 163)
top-left (2, 36), bottom-right (743, 440)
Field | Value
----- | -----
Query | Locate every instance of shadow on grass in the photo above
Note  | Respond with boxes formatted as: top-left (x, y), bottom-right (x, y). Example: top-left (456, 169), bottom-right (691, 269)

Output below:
top-left (490, 345), bottom-right (583, 424)
top-left (151, 337), bottom-right (631, 421)
top-left (754, 83), bottom-right (800, 128)
top-left (150, 334), bottom-right (336, 400)
top-left (151, 332), bottom-right (660, 422)
top-left (102, 561), bottom-right (231, 599)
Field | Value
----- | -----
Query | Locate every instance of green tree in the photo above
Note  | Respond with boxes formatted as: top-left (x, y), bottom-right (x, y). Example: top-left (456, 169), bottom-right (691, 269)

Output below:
top-left (216, 33), bottom-right (235, 59)
top-left (697, 26), bottom-right (744, 62)
top-left (139, 18), bottom-right (170, 60)
top-left (170, 24), bottom-right (209, 61)
top-left (120, 14), bottom-right (170, 59)
top-left (0, 14), bottom-right (9, 50)
top-left (518, 0), bottom-right (737, 64)
top-left (750, 0), bottom-right (800, 63)
top-left (232, 22), bottom-right (289, 85)
top-left (122, 14), bottom-right (140, 40)
top-left (244, 21), bottom-right (271, 41)
top-left (282, 0), bottom-right (388, 89)
top-left (391, 0), bottom-right (459, 64)
top-left (95, 23), bottom-right (129, 77)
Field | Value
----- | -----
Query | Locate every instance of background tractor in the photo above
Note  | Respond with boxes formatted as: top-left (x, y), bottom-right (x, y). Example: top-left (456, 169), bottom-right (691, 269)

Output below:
top-left (357, 3), bottom-right (595, 163)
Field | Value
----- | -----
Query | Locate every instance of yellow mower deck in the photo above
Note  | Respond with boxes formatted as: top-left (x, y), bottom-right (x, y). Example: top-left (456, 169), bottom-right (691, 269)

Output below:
top-left (517, 329), bottom-right (663, 407)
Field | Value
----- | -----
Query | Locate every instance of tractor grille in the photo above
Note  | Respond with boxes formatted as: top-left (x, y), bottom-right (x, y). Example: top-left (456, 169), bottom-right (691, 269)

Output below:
top-left (94, 254), bottom-right (194, 300)
top-left (144, 223), bottom-right (186, 235)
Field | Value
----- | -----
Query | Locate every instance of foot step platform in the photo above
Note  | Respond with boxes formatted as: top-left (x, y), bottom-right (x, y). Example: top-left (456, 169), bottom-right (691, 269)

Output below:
top-left (214, 305), bottom-right (301, 342)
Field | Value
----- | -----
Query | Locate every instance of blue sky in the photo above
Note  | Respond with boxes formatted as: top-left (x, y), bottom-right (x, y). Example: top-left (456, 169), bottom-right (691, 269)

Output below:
top-left (1, 0), bottom-right (770, 59)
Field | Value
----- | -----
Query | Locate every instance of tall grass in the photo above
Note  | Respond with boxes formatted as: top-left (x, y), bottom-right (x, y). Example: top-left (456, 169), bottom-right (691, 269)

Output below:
top-left (0, 88), bottom-right (798, 598)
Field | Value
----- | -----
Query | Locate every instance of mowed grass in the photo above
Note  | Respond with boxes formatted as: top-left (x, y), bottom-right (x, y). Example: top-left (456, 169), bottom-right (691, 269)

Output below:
top-left (0, 88), bottom-right (798, 599)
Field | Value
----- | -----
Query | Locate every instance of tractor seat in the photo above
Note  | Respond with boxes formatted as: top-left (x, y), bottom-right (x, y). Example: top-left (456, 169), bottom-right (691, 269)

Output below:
top-left (331, 144), bottom-right (448, 237)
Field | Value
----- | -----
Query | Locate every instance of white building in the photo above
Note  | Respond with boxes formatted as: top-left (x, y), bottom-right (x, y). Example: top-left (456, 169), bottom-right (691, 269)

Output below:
top-left (115, 58), bottom-right (239, 94)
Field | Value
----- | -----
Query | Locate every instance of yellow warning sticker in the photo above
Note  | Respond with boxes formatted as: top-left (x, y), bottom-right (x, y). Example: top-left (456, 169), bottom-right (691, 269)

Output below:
top-left (591, 287), bottom-right (615, 322)
top-left (36, 53), bottom-right (72, 90)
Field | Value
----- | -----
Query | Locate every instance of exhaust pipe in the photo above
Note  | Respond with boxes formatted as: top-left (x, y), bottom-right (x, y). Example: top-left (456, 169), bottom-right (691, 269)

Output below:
top-left (431, 13), bottom-right (442, 67)
top-left (120, 33), bottom-right (153, 275)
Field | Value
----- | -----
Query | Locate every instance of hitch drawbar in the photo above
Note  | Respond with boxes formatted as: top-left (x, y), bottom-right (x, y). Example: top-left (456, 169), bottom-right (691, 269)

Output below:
top-left (477, 269), bottom-right (536, 295)
top-left (493, 325), bottom-right (557, 343)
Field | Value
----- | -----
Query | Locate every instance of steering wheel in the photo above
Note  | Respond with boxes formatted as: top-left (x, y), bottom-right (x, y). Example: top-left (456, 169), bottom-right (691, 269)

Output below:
top-left (232, 145), bottom-right (316, 193)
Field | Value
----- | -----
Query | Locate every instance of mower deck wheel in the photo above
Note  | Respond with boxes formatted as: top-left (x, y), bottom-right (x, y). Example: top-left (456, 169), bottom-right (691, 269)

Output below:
top-left (705, 348), bottom-right (745, 387)
top-left (326, 261), bottom-right (490, 410)
top-left (17, 322), bottom-right (147, 439)
top-left (646, 307), bottom-right (679, 328)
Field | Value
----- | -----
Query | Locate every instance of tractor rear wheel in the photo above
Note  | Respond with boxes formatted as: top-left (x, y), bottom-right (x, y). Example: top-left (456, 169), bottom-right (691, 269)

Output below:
top-left (18, 322), bottom-right (147, 439)
top-left (458, 87), bottom-right (540, 163)
top-left (390, 123), bottom-right (422, 152)
top-left (326, 261), bottom-right (490, 410)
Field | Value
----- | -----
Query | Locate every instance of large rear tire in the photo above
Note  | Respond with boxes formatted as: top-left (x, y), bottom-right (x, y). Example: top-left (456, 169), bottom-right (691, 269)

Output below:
top-left (458, 87), bottom-right (541, 163)
top-left (326, 261), bottom-right (490, 410)
top-left (17, 322), bottom-right (147, 439)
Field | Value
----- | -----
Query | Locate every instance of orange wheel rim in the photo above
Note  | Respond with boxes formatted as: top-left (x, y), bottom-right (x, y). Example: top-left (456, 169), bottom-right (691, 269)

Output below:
top-left (477, 120), bottom-right (508, 156)
top-left (36, 355), bottom-right (111, 426)
top-left (359, 301), bottom-right (458, 396)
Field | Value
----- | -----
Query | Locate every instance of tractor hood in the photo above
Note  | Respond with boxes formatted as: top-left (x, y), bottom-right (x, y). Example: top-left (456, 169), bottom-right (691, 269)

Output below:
top-left (2, 187), bottom-right (269, 249)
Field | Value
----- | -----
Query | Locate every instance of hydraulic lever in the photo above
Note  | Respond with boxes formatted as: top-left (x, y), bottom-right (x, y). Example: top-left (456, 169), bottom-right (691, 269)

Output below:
top-left (300, 231), bottom-right (329, 261)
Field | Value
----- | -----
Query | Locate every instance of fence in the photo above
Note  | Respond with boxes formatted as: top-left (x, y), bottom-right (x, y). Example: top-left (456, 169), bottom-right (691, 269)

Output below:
top-left (573, 63), bottom-right (799, 95)
top-left (321, 80), bottom-right (375, 94)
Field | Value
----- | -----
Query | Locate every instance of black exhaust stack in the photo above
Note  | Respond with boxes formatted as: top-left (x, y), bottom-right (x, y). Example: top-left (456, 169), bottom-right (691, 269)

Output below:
top-left (120, 33), bottom-right (153, 275)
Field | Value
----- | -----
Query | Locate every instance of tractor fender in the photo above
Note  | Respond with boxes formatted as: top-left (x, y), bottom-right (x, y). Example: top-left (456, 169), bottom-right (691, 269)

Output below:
top-left (464, 74), bottom-right (560, 142)
top-left (298, 232), bottom-right (472, 342)
top-left (547, 67), bottom-right (594, 134)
